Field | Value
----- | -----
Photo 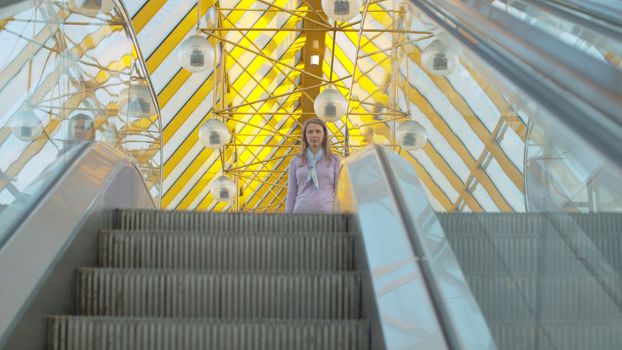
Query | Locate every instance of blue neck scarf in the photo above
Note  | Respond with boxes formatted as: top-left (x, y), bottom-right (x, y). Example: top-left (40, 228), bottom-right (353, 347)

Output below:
top-left (306, 148), bottom-right (324, 190)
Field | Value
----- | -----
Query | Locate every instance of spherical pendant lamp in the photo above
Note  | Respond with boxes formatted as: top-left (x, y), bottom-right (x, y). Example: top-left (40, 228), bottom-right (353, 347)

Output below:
top-left (199, 119), bottom-right (230, 149)
top-left (396, 120), bottom-right (427, 150)
top-left (210, 175), bottom-right (236, 202)
top-left (314, 86), bottom-right (347, 122)
top-left (421, 39), bottom-right (459, 76)
top-left (178, 35), bottom-right (214, 73)
top-left (321, 0), bottom-right (362, 22)
top-left (11, 109), bottom-right (43, 142)
top-left (117, 82), bottom-right (154, 118)
top-left (68, 0), bottom-right (115, 17)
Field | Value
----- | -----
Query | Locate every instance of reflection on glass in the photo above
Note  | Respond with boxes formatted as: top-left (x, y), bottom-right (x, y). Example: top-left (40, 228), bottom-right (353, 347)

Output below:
top-left (394, 2), bottom-right (622, 349)
top-left (494, 0), bottom-right (622, 70)
top-left (0, 1), bottom-right (161, 244)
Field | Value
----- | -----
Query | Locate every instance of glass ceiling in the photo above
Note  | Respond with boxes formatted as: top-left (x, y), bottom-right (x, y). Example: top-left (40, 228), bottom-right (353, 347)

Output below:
top-left (2, 0), bottom-right (618, 213)
top-left (44, 0), bottom-right (611, 213)
top-left (123, 0), bottom-right (530, 212)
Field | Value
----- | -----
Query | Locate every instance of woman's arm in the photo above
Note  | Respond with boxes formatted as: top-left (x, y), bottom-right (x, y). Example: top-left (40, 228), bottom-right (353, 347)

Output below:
top-left (285, 157), bottom-right (298, 213)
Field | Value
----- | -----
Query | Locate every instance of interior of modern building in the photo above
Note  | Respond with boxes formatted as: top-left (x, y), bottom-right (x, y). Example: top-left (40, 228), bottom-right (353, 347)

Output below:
top-left (0, 0), bottom-right (621, 349)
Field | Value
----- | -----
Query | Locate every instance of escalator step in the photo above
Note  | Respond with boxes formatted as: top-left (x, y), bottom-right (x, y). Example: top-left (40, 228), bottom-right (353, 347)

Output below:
top-left (77, 268), bottom-right (361, 319)
top-left (99, 231), bottom-right (354, 271)
top-left (110, 209), bottom-right (352, 233)
top-left (491, 319), bottom-right (622, 350)
top-left (465, 273), bottom-right (622, 320)
top-left (445, 232), bottom-right (621, 273)
top-left (48, 316), bottom-right (369, 350)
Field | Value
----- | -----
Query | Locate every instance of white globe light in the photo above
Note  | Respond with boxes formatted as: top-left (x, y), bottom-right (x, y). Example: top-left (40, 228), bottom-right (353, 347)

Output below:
top-left (421, 39), bottom-right (459, 76)
top-left (178, 35), bottom-right (214, 73)
top-left (68, 0), bottom-right (115, 17)
top-left (396, 120), bottom-right (427, 150)
top-left (118, 82), bottom-right (154, 118)
top-left (321, 0), bottom-right (362, 22)
top-left (199, 119), bottom-right (230, 148)
top-left (11, 109), bottom-right (43, 142)
top-left (210, 175), bottom-right (236, 202)
top-left (314, 87), bottom-right (347, 122)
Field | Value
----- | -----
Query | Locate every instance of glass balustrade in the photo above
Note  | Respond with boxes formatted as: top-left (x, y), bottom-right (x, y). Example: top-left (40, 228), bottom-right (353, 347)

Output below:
top-left (492, 0), bottom-right (622, 71)
top-left (391, 0), bottom-right (622, 348)
top-left (0, 0), bottom-right (162, 245)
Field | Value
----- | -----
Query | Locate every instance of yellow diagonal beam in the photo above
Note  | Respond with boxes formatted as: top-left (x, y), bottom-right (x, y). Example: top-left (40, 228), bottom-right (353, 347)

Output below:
top-left (238, 122), bottom-right (299, 207)
top-left (0, 55), bottom-right (134, 192)
top-left (401, 79), bottom-right (513, 211)
top-left (463, 65), bottom-right (527, 141)
top-left (143, 0), bottom-right (214, 73)
top-left (315, 14), bottom-right (477, 210)
top-left (400, 150), bottom-right (455, 211)
top-left (0, 25), bottom-right (124, 148)
top-left (131, 1), bottom-right (167, 33)
top-left (162, 12), bottom-right (302, 206)
top-left (369, 6), bottom-right (518, 209)
top-left (407, 49), bottom-right (523, 191)
top-left (0, 10), bottom-right (68, 91)
top-left (159, 4), bottom-right (275, 180)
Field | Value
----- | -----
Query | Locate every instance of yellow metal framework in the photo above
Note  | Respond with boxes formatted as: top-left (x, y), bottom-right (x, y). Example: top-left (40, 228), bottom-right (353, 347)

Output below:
top-left (131, 0), bottom-right (528, 212)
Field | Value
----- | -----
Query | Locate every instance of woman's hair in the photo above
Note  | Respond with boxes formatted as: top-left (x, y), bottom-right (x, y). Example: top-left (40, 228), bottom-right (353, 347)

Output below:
top-left (298, 118), bottom-right (335, 166)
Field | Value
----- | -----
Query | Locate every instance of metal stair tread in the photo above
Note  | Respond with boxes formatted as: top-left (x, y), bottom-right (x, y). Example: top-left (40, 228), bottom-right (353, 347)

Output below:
top-left (48, 316), bottom-right (370, 350)
top-left (100, 229), bottom-right (354, 236)
top-left (50, 315), bottom-right (369, 324)
top-left (78, 267), bottom-right (361, 275)
top-left (109, 209), bottom-right (353, 233)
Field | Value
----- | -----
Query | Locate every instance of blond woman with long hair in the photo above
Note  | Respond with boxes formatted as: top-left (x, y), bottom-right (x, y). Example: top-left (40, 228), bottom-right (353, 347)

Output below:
top-left (285, 118), bottom-right (341, 213)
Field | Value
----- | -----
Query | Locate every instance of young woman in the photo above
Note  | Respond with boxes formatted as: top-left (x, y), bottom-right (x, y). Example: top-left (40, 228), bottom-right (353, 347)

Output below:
top-left (285, 118), bottom-right (341, 213)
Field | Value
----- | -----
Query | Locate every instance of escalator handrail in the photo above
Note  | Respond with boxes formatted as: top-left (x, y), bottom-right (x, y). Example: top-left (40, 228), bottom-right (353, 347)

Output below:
top-left (341, 144), bottom-right (496, 350)
top-left (545, 0), bottom-right (622, 29)
top-left (411, 0), bottom-right (622, 168)
top-left (0, 142), bottom-right (90, 250)
top-left (527, 0), bottom-right (622, 41)
top-left (0, 142), bottom-right (155, 348)
top-left (374, 146), bottom-right (463, 350)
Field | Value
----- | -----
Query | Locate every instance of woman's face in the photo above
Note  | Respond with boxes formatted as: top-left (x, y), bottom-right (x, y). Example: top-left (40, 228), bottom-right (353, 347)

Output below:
top-left (305, 123), bottom-right (325, 148)
top-left (71, 119), bottom-right (94, 141)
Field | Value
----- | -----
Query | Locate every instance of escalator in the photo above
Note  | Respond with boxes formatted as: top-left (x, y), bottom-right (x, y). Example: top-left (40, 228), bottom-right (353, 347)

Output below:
top-left (440, 213), bottom-right (622, 349)
top-left (4, 141), bottom-right (622, 350)
top-left (49, 209), bottom-right (368, 349)
top-left (1, 0), bottom-right (622, 350)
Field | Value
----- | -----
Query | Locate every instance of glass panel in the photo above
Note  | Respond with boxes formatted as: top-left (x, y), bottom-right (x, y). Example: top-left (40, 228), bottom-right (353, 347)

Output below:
top-left (492, 0), bottom-right (622, 71)
top-left (397, 1), bottom-right (622, 349)
top-left (0, 0), bottom-right (162, 245)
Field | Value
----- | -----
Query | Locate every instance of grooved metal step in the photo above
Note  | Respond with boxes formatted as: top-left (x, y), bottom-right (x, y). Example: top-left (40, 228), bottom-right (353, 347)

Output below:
top-left (109, 209), bottom-right (351, 233)
top-left (491, 320), bottom-right (622, 350)
top-left (77, 268), bottom-right (361, 319)
top-left (466, 273), bottom-right (622, 320)
top-left (443, 232), bottom-right (622, 273)
top-left (438, 213), bottom-right (622, 350)
top-left (439, 213), bottom-right (622, 274)
top-left (99, 231), bottom-right (354, 271)
top-left (48, 316), bottom-right (369, 350)
top-left (438, 213), bottom-right (622, 236)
